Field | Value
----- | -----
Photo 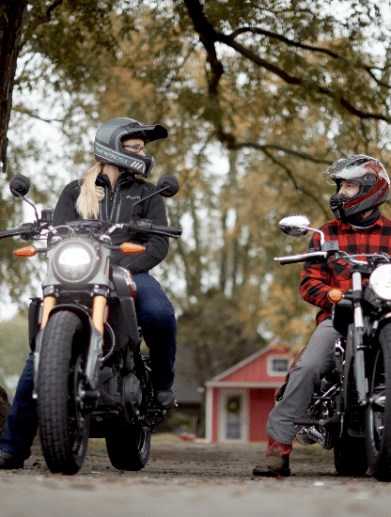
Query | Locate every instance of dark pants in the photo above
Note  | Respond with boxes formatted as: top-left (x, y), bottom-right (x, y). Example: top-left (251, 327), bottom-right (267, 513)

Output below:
top-left (0, 273), bottom-right (176, 459)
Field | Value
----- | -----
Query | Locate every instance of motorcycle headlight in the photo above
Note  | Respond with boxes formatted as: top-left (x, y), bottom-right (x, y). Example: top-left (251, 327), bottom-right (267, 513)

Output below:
top-left (369, 264), bottom-right (391, 301)
top-left (53, 239), bottom-right (98, 285)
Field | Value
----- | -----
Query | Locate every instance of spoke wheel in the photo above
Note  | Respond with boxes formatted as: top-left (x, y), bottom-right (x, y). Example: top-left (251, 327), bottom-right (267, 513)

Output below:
top-left (37, 311), bottom-right (90, 475)
top-left (366, 323), bottom-right (391, 481)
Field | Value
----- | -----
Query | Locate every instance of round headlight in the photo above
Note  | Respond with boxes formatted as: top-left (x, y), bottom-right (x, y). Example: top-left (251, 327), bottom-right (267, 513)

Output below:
top-left (53, 239), bottom-right (98, 285)
top-left (369, 264), bottom-right (391, 301)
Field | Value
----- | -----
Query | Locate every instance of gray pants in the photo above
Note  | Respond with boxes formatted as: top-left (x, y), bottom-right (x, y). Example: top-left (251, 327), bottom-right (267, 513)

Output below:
top-left (266, 319), bottom-right (342, 445)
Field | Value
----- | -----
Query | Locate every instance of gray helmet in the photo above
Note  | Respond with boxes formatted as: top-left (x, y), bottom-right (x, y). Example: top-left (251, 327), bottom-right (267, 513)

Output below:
top-left (94, 117), bottom-right (168, 177)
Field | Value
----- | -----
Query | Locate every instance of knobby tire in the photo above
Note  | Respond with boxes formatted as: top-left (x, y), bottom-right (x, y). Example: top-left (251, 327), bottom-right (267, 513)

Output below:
top-left (37, 311), bottom-right (90, 475)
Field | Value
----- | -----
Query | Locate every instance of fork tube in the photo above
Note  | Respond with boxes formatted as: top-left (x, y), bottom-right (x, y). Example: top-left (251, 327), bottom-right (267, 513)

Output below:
top-left (40, 296), bottom-right (56, 329)
top-left (92, 295), bottom-right (107, 336)
top-left (352, 271), bottom-right (364, 328)
top-left (351, 270), bottom-right (367, 404)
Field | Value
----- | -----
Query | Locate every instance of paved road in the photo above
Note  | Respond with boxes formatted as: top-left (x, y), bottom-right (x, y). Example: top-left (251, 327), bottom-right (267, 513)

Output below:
top-left (1, 441), bottom-right (391, 516)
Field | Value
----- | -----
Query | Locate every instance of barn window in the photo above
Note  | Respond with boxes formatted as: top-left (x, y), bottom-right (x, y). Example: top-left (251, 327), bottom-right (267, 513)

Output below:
top-left (269, 357), bottom-right (290, 375)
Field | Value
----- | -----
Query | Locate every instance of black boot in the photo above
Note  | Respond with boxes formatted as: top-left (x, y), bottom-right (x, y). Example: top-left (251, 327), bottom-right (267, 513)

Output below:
top-left (156, 386), bottom-right (176, 409)
top-left (0, 451), bottom-right (24, 469)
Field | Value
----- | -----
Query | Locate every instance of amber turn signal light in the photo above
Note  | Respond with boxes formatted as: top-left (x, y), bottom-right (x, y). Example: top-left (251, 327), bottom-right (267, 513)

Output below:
top-left (13, 245), bottom-right (38, 257)
top-left (328, 288), bottom-right (343, 303)
top-left (119, 242), bottom-right (146, 254)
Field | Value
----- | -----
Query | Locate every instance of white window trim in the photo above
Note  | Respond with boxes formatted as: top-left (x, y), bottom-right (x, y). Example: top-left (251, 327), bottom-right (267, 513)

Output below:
top-left (267, 355), bottom-right (292, 377)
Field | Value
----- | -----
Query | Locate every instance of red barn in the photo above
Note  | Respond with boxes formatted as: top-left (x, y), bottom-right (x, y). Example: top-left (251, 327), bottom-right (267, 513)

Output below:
top-left (205, 343), bottom-right (295, 443)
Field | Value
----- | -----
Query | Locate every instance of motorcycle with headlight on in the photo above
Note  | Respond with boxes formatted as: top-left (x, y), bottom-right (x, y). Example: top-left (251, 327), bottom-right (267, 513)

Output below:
top-left (2, 174), bottom-right (182, 475)
top-left (275, 214), bottom-right (391, 481)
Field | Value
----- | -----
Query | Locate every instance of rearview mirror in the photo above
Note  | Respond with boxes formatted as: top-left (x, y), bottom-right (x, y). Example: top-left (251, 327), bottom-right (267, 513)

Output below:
top-left (278, 214), bottom-right (311, 237)
top-left (157, 175), bottom-right (180, 197)
top-left (10, 175), bottom-right (30, 197)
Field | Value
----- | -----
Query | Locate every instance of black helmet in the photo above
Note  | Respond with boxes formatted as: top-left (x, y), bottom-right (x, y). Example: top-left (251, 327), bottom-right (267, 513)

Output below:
top-left (94, 117), bottom-right (168, 178)
top-left (323, 154), bottom-right (390, 220)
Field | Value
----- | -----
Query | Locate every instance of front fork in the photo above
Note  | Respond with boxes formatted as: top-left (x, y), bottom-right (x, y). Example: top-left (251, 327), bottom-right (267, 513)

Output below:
top-left (350, 270), bottom-right (368, 406)
top-left (33, 294), bottom-right (107, 396)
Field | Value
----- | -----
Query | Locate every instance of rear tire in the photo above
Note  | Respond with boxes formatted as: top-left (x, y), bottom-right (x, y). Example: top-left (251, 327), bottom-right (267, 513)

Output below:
top-left (106, 416), bottom-right (151, 471)
top-left (365, 323), bottom-right (391, 481)
top-left (37, 311), bottom-right (90, 475)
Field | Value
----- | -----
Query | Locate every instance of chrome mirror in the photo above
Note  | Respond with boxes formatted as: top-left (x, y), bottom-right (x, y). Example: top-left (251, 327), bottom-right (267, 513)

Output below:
top-left (278, 215), bottom-right (311, 237)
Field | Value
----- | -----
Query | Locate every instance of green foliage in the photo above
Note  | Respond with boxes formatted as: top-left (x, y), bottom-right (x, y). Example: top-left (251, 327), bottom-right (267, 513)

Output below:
top-left (168, 412), bottom-right (193, 431)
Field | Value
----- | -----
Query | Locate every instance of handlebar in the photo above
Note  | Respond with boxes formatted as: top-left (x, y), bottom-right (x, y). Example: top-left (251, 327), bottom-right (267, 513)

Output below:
top-left (274, 251), bottom-right (328, 265)
top-left (0, 219), bottom-right (182, 245)
top-left (107, 221), bottom-right (182, 239)
top-left (275, 250), bottom-right (391, 268)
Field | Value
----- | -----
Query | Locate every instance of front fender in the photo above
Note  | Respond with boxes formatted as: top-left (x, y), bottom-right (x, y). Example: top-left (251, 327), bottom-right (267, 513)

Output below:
top-left (33, 304), bottom-right (103, 395)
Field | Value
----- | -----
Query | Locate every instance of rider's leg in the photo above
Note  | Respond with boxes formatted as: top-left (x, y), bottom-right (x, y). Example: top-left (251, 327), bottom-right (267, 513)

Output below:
top-left (133, 273), bottom-right (176, 406)
top-left (0, 352), bottom-right (37, 467)
top-left (266, 319), bottom-right (341, 445)
top-left (254, 320), bottom-right (341, 476)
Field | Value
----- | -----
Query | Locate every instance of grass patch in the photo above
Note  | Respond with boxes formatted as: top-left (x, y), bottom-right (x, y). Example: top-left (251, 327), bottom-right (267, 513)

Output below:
top-left (88, 438), bottom-right (106, 450)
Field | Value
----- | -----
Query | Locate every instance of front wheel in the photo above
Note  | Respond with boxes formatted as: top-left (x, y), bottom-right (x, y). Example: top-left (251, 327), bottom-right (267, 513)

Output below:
top-left (365, 323), bottom-right (391, 481)
top-left (334, 430), bottom-right (368, 476)
top-left (37, 311), bottom-right (90, 475)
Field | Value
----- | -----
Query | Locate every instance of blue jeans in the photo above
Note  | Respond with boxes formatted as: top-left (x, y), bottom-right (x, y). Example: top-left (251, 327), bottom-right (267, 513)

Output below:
top-left (0, 273), bottom-right (176, 458)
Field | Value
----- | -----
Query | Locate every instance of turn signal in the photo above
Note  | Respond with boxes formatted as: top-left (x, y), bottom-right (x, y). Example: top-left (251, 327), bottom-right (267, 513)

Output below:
top-left (13, 245), bottom-right (38, 257)
top-left (119, 242), bottom-right (146, 255)
top-left (328, 288), bottom-right (343, 303)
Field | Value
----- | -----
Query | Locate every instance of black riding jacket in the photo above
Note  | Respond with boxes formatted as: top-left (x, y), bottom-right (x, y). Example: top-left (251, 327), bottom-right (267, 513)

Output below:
top-left (53, 172), bottom-right (169, 274)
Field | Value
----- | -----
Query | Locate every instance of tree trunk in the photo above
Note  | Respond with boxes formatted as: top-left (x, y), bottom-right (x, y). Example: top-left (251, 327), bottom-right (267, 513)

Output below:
top-left (0, 385), bottom-right (10, 437)
top-left (0, 0), bottom-right (28, 173)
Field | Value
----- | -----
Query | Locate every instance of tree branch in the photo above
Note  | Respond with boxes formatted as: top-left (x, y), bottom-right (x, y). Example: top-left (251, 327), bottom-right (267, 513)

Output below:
top-left (228, 26), bottom-right (391, 89)
top-left (262, 149), bottom-right (330, 219)
top-left (183, 1), bottom-right (391, 125)
top-left (215, 32), bottom-right (391, 124)
top-left (231, 142), bottom-right (333, 165)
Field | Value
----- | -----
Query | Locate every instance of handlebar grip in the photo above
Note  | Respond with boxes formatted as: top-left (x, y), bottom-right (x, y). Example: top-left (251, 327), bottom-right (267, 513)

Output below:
top-left (275, 251), bottom-right (328, 265)
top-left (277, 256), bottom-right (308, 265)
top-left (0, 228), bottom-right (22, 240)
top-left (164, 226), bottom-right (182, 236)
top-left (148, 224), bottom-right (182, 236)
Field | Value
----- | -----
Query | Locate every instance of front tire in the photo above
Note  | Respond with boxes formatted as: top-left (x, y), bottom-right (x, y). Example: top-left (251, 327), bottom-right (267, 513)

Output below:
top-left (365, 323), bottom-right (391, 481)
top-left (334, 431), bottom-right (368, 476)
top-left (37, 311), bottom-right (90, 475)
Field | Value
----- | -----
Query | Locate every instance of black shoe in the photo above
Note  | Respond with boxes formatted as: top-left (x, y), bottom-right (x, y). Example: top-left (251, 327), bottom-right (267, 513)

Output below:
top-left (0, 451), bottom-right (24, 470)
top-left (156, 386), bottom-right (176, 409)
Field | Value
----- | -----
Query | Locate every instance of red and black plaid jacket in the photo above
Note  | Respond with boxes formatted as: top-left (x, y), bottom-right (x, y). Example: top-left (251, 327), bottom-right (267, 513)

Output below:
top-left (300, 214), bottom-right (391, 325)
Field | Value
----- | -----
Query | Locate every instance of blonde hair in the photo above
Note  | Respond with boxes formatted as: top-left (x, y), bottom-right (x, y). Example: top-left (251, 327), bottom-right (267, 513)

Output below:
top-left (76, 163), bottom-right (105, 219)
